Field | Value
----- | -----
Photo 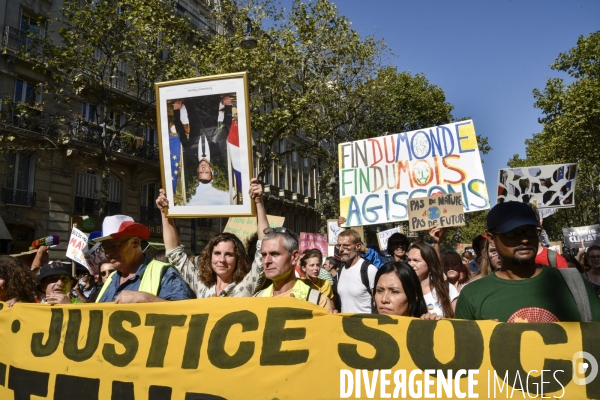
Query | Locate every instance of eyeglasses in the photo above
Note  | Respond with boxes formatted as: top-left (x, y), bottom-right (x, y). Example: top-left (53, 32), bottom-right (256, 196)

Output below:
top-left (389, 241), bottom-right (408, 248)
top-left (263, 227), bottom-right (289, 235)
top-left (588, 256), bottom-right (600, 261)
top-left (101, 269), bottom-right (116, 277)
top-left (335, 243), bottom-right (356, 250)
top-left (494, 228), bottom-right (538, 239)
top-left (99, 238), bottom-right (131, 253)
top-left (444, 261), bottom-right (461, 270)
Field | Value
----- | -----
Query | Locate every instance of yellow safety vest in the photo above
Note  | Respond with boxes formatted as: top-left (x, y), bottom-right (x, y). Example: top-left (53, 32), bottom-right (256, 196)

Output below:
top-left (95, 260), bottom-right (171, 302)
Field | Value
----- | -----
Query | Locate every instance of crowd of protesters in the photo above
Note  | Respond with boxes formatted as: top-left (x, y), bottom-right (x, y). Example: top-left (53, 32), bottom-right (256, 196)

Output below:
top-left (1, 179), bottom-right (599, 323)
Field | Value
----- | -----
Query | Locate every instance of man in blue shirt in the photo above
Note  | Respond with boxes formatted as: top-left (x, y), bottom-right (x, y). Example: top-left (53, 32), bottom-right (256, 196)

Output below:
top-left (94, 215), bottom-right (195, 303)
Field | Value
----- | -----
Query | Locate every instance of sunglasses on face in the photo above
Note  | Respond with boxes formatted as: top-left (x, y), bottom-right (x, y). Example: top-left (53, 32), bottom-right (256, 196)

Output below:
top-left (44, 275), bottom-right (72, 284)
top-left (389, 242), bottom-right (407, 248)
top-left (493, 228), bottom-right (538, 239)
top-left (101, 269), bottom-right (116, 277)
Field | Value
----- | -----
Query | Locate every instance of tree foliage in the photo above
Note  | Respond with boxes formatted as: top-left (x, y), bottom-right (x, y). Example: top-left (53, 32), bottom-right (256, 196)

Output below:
top-left (29, 0), bottom-right (198, 216)
top-left (508, 30), bottom-right (600, 239)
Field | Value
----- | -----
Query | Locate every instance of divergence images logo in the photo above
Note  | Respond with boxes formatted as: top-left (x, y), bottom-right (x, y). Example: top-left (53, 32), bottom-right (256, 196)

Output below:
top-left (572, 351), bottom-right (598, 385)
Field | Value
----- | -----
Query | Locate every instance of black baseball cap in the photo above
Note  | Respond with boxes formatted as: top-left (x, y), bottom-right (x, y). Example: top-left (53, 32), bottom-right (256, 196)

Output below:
top-left (487, 201), bottom-right (540, 233)
top-left (38, 261), bottom-right (76, 285)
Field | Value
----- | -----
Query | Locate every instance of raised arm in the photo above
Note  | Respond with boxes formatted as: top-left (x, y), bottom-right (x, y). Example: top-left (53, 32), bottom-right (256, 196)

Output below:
top-left (250, 178), bottom-right (268, 240)
top-left (156, 188), bottom-right (181, 250)
top-left (429, 226), bottom-right (447, 263)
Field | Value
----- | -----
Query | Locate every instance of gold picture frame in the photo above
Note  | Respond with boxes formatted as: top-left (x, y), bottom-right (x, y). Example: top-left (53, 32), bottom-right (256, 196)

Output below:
top-left (155, 72), bottom-right (255, 217)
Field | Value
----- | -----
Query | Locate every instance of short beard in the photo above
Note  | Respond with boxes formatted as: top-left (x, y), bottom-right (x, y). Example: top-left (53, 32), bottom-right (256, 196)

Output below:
top-left (511, 254), bottom-right (536, 265)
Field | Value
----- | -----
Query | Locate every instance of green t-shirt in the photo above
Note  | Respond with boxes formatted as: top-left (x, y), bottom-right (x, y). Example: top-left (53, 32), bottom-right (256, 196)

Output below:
top-left (455, 266), bottom-right (600, 322)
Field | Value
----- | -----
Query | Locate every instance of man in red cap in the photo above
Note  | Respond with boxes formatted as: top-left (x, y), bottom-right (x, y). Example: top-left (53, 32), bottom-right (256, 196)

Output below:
top-left (93, 215), bottom-right (195, 303)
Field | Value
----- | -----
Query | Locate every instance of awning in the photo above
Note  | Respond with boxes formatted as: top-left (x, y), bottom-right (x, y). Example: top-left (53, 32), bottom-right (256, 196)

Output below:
top-left (0, 216), bottom-right (11, 240)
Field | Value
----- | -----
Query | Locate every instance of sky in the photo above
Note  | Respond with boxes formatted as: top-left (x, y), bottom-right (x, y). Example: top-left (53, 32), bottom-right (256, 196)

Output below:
top-left (283, 0), bottom-right (599, 205)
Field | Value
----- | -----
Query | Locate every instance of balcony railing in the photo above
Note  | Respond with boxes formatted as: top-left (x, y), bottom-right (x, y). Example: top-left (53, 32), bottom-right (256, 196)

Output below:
top-left (140, 206), bottom-right (162, 223)
top-left (1, 188), bottom-right (36, 207)
top-left (175, 3), bottom-right (216, 36)
top-left (1, 102), bottom-right (159, 162)
top-left (2, 26), bottom-right (41, 55)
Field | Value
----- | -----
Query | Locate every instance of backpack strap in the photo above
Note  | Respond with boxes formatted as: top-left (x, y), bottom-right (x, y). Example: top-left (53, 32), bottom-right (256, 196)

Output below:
top-left (306, 288), bottom-right (322, 306)
top-left (558, 269), bottom-right (592, 322)
top-left (359, 259), bottom-right (373, 295)
top-left (547, 249), bottom-right (558, 268)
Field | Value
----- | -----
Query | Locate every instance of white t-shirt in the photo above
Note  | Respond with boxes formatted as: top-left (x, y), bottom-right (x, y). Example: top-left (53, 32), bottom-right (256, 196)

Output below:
top-left (337, 258), bottom-right (378, 313)
top-left (424, 284), bottom-right (459, 317)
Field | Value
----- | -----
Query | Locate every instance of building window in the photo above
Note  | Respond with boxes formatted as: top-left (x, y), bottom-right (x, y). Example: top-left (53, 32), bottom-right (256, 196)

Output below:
top-left (20, 14), bottom-right (45, 54)
top-left (264, 170), bottom-right (271, 185)
top-left (14, 79), bottom-right (42, 105)
top-left (74, 171), bottom-right (121, 215)
top-left (304, 179), bottom-right (309, 197)
top-left (144, 127), bottom-right (157, 145)
top-left (293, 214), bottom-right (299, 233)
top-left (2, 152), bottom-right (36, 206)
top-left (196, 218), bottom-right (212, 228)
top-left (303, 158), bottom-right (309, 168)
top-left (278, 139), bottom-right (285, 153)
top-left (292, 151), bottom-right (298, 162)
top-left (82, 103), bottom-right (96, 122)
top-left (279, 173), bottom-right (285, 189)
top-left (292, 178), bottom-right (297, 193)
top-left (140, 182), bottom-right (160, 223)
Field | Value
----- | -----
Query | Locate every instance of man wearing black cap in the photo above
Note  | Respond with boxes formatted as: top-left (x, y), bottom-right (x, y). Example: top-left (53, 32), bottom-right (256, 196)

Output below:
top-left (455, 201), bottom-right (600, 322)
top-left (38, 261), bottom-right (82, 305)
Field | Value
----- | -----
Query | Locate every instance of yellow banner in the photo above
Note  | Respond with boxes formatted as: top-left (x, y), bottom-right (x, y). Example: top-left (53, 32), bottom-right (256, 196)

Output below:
top-left (0, 298), bottom-right (598, 399)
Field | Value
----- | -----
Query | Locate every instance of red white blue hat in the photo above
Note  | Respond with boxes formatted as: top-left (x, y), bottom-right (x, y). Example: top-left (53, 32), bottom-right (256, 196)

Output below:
top-left (94, 215), bottom-right (150, 242)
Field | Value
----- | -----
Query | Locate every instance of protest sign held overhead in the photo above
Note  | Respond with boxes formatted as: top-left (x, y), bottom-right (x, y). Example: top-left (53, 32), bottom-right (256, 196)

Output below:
top-left (563, 224), bottom-right (600, 249)
top-left (338, 120), bottom-right (489, 227)
top-left (408, 193), bottom-right (466, 232)
top-left (299, 232), bottom-right (327, 254)
top-left (376, 227), bottom-right (400, 256)
top-left (66, 227), bottom-right (89, 268)
top-left (497, 163), bottom-right (577, 208)
top-left (224, 215), bottom-right (285, 243)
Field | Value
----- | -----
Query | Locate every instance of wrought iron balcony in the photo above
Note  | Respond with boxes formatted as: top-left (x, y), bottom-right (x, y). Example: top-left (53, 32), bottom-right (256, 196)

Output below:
top-left (1, 102), bottom-right (159, 162)
top-left (74, 197), bottom-right (121, 216)
top-left (1, 188), bottom-right (36, 207)
top-left (2, 26), bottom-right (41, 55)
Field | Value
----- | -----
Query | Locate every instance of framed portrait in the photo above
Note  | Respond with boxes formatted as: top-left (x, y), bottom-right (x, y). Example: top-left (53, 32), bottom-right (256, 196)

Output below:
top-left (155, 72), bottom-right (255, 217)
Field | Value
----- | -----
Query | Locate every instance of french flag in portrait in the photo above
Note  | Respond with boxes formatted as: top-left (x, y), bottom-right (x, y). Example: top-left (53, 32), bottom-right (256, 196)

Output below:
top-left (169, 135), bottom-right (181, 192)
top-left (227, 120), bottom-right (242, 194)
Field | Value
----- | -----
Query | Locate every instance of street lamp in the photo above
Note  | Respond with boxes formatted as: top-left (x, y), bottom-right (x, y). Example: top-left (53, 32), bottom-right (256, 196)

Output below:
top-left (240, 18), bottom-right (257, 50)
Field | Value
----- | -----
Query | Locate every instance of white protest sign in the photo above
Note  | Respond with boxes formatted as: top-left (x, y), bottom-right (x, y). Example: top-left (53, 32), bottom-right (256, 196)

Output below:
top-left (338, 120), bottom-right (489, 227)
top-left (66, 227), bottom-right (89, 267)
top-left (376, 227), bottom-right (400, 256)
top-left (84, 242), bottom-right (105, 274)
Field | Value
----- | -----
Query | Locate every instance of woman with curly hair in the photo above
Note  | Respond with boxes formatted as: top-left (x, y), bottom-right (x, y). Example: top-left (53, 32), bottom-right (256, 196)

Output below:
top-left (407, 241), bottom-right (458, 318)
top-left (157, 178), bottom-right (268, 298)
top-left (0, 256), bottom-right (37, 306)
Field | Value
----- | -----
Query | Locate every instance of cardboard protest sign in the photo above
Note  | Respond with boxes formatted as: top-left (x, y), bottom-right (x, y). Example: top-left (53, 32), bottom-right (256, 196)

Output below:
top-left (562, 224), bottom-right (600, 249)
top-left (299, 232), bottom-right (327, 254)
top-left (497, 163), bottom-right (577, 208)
top-left (338, 120), bottom-right (489, 227)
top-left (376, 227), bottom-right (400, 256)
top-left (549, 241), bottom-right (563, 254)
top-left (224, 215), bottom-right (285, 243)
top-left (0, 299), bottom-right (597, 399)
top-left (66, 227), bottom-right (89, 267)
top-left (408, 193), bottom-right (465, 232)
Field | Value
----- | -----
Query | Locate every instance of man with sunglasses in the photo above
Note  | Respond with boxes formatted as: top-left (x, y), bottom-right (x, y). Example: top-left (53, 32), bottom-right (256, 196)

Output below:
top-left (94, 215), bottom-right (195, 303)
top-left (456, 201), bottom-right (600, 322)
top-left (86, 262), bottom-right (115, 303)
top-left (255, 227), bottom-right (332, 310)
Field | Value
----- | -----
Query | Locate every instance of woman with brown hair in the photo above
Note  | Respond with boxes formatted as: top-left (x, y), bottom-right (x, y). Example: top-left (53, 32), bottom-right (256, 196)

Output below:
top-left (471, 239), bottom-right (502, 281)
top-left (442, 250), bottom-right (472, 292)
top-left (157, 178), bottom-right (268, 297)
top-left (407, 241), bottom-right (457, 317)
top-left (0, 256), bottom-right (37, 306)
top-left (300, 249), bottom-right (334, 300)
